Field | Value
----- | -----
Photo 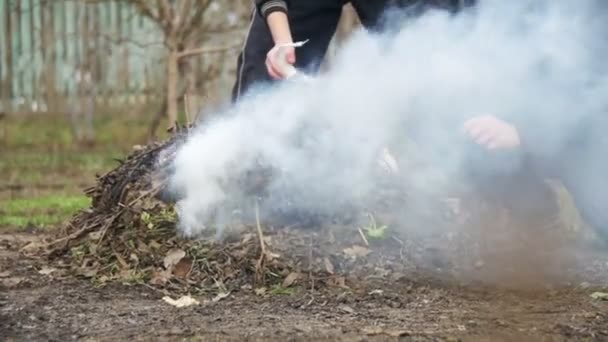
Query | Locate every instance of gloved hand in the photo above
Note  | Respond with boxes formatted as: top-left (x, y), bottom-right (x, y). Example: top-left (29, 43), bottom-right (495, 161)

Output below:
top-left (266, 44), bottom-right (296, 80)
top-left (265, 40), bottom-right (309, 80)
top-left (464, 115), bottom-right (521, 150)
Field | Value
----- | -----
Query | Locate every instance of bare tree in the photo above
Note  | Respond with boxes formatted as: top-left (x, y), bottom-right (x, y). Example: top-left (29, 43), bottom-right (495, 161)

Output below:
top-left (125, 0), bottom-right (245, 136)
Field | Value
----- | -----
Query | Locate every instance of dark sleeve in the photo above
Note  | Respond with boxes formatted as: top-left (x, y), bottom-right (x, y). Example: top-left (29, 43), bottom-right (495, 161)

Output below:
top-left (254, 0), bottom-right (289, 18)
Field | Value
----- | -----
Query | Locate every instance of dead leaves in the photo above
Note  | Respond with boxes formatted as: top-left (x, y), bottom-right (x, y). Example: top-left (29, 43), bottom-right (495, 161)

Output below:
top-left (1, 277), bottom-right (25, 288)
top-left (163, 249), bottom-right (186, 269)
top-left (173, 257), bottom-right (193, 279)
top-left (324, 258), bottom-right (335, 274)
top-left (282, 272), bottom-right (303, 288)
top-left (338, 304), bottom-right (355, 314)
top-left (362, 326), bottom-right (411, 337)
top-left (38, 267), bottom-right (58, 276)
top-left (151, 249), bottom-right (192, 285)
top-left (0, 271), bottom-right (25, 289)
top-left (590, 292), bottom-right (608, 300)
top-left (150, 269), bottom-right (172, 286)
top-left (162, 295), bottom-right (200, 308)
top-left (343, 245), bottom-right (371, 259)
top-left (327, 276), bottom-right (349, 289)
top-left (212, 292), bottom-right (231, 302)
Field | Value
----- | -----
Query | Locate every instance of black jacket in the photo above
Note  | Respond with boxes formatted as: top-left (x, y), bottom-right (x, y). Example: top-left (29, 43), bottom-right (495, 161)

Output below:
top-left (255, 0), bottom-right (289, 18)
top-left (253, 1), bottom-right (473, 22)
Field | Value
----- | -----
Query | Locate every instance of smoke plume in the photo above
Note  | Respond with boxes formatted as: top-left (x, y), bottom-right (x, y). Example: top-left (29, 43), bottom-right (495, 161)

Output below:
top-left (168, 0), bottom-right (608, 261)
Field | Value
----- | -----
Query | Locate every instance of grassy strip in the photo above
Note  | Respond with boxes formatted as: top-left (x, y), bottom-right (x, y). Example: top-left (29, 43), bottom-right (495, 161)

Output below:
top-left (0, 195), bottom-right (90, 229)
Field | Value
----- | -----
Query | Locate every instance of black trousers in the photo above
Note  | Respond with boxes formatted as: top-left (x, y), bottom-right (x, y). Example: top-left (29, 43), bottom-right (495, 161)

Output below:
top-left (231, 0), bottom-right (468, 102)
top-left (462, 133), bottom-right (608, 242)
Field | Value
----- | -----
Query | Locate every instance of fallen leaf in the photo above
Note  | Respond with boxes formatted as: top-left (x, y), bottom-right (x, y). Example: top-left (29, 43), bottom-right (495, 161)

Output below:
top-left (89, 231), bottom-right (102, 240)
top-left (169, 327), bottom-right (184, 335)
top-left (97, 275), bottom-right (111, 284)
top-left (129, 253), bottom-right (139, 264)
top-left (162, 295), bottom-right (200, 308)
top-left (386, 330), bottom-right (412, 337)
top-left (212, 292), bottom-right (230, 302)
top-left (362, 326), bottom-right (384, 335)
top-left (368, 289), bottom-right (384, 295)
top-left (20, 241), bottom-right (46, 254)
top-left (137, 241), bottom-right (151, 253)
top-left (0, 271), bottom-right (11, 278)
top-left (324, 258), bottom-right (335, 274)
top-left (164, 249), bottom-right (186, 270)
top-left (38, 267), bottom-right (57, 276)
top-left (150, 269), bottom-right (172, 286)
top-left (362, 327), bottom-right (411, 337)
top-left (77, 268), bottom-right (98, 278)
top-left (149, 240), bottom-right (162, 249)
top-left (327, 276), bottom-right (349, 289)
top-left (266, 251), bottom-right (281, 261)
top-left (114, 253), bottom-right (129, 269)
top-left (338, 305), bottom-right (355, 314)
top-left (1, 277), bottom-right (24, 288)
top-left (282, 272), bottom-right (302, 288)
top-left (590, 292), bottom-right (608, 300)
top-left (255, 287), bottom-right (267, 296)
top-left (241, 233), bottom-right (255, 243)
top-left (343, 245), bottom-right (371, 258)
top-left (173, 257), bottom-right (193, 279)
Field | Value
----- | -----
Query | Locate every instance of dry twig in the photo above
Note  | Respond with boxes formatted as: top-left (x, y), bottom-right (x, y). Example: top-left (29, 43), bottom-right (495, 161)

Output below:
top-left (254, 199), bottom-right (266, 284)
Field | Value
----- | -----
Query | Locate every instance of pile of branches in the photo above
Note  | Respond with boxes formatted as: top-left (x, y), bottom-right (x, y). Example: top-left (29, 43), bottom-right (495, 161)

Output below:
top-left (31, 132), bottom-right (397, 294)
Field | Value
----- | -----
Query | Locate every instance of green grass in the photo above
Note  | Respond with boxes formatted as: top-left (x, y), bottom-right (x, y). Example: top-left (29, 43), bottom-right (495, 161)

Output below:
top-left (0, 111), bottom-right (159, 231)
top-left (0, 195), bottom-right (91, 229)
top-left (0, 108), bottom-right (167, 150)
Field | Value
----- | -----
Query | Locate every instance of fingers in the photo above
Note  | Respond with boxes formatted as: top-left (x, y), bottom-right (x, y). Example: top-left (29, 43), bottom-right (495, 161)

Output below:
top-left (265, 48), bottom-right (282, 79)
top-left (266, 45), bottom-right (296, 80)
top-left (463, 116), bottom-right (520, 150)
top-left (464, 116), bottom-right (499, 148)
top-left (266, 58), bottom-right (282, 80)
top-left (286, 49), bottom-right (296, 64)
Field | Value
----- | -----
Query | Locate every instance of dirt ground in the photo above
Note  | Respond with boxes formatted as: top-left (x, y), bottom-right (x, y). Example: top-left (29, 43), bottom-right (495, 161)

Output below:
top-left (1, 232), bottom-right (607, 342)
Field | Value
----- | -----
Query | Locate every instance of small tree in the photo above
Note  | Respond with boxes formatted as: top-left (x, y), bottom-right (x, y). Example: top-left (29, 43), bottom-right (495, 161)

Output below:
top-left (126, 0), bottom-right (245, 134)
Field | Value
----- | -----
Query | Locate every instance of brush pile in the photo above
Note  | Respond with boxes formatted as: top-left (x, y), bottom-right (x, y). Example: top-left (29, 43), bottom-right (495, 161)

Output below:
top-left (22, 132), bottom-right (430, 294)
top-left (22, 129), bottom-right (593, 294)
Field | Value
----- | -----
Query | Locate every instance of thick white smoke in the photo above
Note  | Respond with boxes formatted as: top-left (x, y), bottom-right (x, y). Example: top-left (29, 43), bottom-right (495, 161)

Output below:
top-left (169, 0), bottom-right (608, 238)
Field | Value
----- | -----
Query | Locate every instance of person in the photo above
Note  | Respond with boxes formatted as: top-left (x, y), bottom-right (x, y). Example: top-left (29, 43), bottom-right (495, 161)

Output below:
top-left (462, 111), bottom-right (608, 241)
top-left (459, 2), bottom-right (608, 242)
top-left (232, 0), bottom-right (471, 102)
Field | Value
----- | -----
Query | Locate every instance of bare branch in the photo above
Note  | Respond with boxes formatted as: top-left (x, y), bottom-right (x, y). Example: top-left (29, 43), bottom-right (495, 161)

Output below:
top-left (177, 0), bottom-right (194, 27)
top-left (157, 0), bottom-right (173, 32)
top-left (177, 43), bottom-right (241, 60)
top-left (129, 0), bottom-right (160, 22)
top-left (180, 0), bottom-right (213, 42)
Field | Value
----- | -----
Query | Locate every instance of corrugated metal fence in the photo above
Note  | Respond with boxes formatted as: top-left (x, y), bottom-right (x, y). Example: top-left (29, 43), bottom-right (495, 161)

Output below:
top-left (0, 0), bottom-right (247, 114)
top-left (0, 0), bottom-right (169, 113)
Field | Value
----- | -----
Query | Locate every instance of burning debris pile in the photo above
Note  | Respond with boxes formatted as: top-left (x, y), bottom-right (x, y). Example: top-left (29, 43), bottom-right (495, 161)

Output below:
top-left (22, 129), bottom-right (591, 294)
top-left (35, 139), bottom-right (396, 292)
top-left (20, 130), bottom-right (481, 293)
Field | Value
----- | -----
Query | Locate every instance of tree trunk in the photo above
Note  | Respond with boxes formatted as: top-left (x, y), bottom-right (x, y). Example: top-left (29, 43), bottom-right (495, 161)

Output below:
top-left (40, 0), bottom-right (57, 111)
top-left (166, 50), bottom-right (179, 130)
top-left (1, 0), bottom-right (13, 112)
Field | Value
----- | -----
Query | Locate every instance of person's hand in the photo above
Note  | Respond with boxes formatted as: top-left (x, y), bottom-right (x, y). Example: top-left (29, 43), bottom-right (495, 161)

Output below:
top-left (266, 44), bottom-right (295, 80)
top-left (463, 115), bottom-right (521, 150)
